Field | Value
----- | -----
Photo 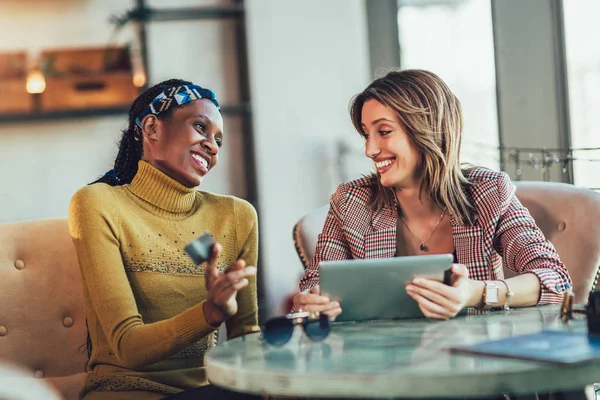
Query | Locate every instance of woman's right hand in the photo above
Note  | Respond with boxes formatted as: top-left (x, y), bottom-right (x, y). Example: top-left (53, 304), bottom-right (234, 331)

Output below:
top-left (292, 286), bottom-right (342, 318)
top-left (203, 243), bottom-right (257, 327)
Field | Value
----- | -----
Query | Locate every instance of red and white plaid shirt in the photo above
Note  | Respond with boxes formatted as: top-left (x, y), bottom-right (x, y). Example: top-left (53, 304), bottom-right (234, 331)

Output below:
top-left (299, 169), bottom-right (572, 304)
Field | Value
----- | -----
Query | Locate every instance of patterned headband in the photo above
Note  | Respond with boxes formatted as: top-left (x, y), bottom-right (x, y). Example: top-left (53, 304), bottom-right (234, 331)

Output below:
top-left (135, 84), bottom-right (220, 128)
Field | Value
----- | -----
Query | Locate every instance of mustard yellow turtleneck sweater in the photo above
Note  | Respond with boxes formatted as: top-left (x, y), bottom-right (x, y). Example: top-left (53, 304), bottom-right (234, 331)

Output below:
top-left (68, 160), bottom-right (259, 400)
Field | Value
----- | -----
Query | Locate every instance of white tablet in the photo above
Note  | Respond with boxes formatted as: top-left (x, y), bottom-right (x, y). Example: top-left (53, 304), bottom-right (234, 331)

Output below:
top-left (319, 254), bottom-right (453, 322)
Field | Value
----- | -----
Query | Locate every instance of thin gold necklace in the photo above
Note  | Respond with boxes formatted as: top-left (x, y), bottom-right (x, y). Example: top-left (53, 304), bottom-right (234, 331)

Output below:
top-left (399, 208), bottom-right (446, 252)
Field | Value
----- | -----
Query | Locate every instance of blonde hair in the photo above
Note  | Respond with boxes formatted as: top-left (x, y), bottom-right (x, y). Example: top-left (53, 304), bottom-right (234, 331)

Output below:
top-left (349, 69), bottom-right (475, 226)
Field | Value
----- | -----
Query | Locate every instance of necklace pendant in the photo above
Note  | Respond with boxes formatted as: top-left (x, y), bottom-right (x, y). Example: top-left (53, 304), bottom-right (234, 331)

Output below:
top-left (419, 243), bottom-right (427, 252)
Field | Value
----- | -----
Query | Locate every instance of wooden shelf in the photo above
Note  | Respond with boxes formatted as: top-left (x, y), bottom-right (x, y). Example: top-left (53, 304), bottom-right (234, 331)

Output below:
top-left (0, 106), bottom-right (130, 124)
top-left (0, 103), bottom-right (250, 125)
top-left (111, 4), bottom-right (245, 28)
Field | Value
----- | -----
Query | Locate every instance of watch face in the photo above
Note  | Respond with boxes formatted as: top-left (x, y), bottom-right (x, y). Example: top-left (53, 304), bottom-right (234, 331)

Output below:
top-left (485, 284), bottom-right (499, 304)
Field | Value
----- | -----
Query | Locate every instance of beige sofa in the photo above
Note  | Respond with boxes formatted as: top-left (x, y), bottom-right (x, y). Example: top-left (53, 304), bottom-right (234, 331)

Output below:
top-left (0, 219), bottom-right (86, 400)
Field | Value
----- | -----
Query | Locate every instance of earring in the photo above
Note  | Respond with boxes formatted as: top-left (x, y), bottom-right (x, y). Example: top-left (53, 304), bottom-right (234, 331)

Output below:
top-left (133, 126), bottom-right (142, 141)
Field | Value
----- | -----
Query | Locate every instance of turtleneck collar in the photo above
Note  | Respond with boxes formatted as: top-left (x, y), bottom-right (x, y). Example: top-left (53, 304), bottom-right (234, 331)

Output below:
top-left (126, 160), bottom-right (197, 214)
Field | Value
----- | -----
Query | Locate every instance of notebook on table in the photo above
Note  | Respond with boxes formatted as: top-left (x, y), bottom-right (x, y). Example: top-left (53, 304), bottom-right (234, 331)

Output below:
top-left (450, 331), bottom-right (600, 364)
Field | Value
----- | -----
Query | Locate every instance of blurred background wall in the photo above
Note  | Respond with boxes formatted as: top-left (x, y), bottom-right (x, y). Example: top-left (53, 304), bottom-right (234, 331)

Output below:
top-left (245, 0), bottom-right (370, 317)
top-left (0, 0), bottom-right (598, 320)
top-left (0, 0), bottom-right (136, 223)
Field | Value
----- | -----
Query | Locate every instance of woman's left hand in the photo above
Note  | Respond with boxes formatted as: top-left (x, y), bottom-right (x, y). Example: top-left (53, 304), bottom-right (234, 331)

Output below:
top-left (405, 264), bottom-right (471, 320)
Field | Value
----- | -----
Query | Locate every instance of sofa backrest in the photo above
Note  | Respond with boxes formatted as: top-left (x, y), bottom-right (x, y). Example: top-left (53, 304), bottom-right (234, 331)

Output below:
top-left (512, 181), bottom-right (600, 303)
top-left (0, 219), bottom-right (87, 398)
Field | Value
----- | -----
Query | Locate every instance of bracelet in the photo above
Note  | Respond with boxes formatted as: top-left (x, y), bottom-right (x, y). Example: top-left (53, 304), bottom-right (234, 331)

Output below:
top-left (499, 279), bottom-right (514, 311)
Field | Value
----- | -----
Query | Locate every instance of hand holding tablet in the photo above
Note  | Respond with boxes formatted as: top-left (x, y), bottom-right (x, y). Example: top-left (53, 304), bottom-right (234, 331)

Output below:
top-left (319, 254), bottom-right (454, 322)
top-left (405, 263), bottom-right (471, 320)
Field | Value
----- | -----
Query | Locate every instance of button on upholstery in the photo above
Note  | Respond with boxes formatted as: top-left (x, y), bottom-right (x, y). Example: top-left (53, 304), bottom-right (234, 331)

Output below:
top-left (63, 317), bottom-right (74, 328)
top-left (34, 370), bottom-right (45, 378)
top-left (14, 259), bottom-right (25, 270)
top-left (557, 222), bottom-right (566, 232)
top-left (0, 326), bottom-right (7, 336)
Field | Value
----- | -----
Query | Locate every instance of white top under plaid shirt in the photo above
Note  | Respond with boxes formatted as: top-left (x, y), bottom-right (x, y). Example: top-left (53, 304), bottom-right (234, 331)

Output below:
top-left (299, 168), bottom-right (572, 304)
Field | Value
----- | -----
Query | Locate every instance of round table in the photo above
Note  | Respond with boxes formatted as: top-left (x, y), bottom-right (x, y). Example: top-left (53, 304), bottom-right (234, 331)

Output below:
top-left (206, 306), bottom-right (597, 398)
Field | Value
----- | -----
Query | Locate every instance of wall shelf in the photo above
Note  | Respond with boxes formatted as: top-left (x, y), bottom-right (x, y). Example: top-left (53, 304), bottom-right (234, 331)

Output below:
top-left (111, 5), bottom-right (244, 27)
top-left (0, 106), bottom-right (130, 124)
top-left (0, 103), bottom-right (250, 125)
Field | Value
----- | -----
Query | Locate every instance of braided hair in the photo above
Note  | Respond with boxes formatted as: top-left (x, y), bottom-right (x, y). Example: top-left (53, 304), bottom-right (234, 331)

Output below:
top-left (91, 78), bottom-right (192, 186)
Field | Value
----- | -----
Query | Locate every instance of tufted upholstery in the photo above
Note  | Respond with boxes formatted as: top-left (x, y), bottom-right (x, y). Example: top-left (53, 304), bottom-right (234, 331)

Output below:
top-left (0, 219), bottom-right (87, 400)
top-left (0, 361), bottom-right (64, 399)
top-left (512, 182), bottom-right (600, 303)
top-left (292, 181), bottom-right (600, 304)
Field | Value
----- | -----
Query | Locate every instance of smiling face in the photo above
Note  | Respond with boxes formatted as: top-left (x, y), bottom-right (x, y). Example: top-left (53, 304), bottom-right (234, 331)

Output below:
top-left (141, 98), bottom-right (223, 188)
top-left (361, 99), bottom-right (421, 189)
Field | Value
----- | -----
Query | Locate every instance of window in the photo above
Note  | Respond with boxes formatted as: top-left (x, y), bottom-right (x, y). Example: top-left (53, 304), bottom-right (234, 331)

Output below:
top-left (563, 0), bottom-right (600, 190)
top-left (397, 0), bottom-right (499, 170)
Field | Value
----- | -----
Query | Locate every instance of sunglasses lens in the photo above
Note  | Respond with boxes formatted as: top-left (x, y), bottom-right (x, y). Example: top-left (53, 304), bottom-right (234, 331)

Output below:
top-left (263, 317), bottom-right (294, 345)
top-left (303, 314), bottom-right (331, 341)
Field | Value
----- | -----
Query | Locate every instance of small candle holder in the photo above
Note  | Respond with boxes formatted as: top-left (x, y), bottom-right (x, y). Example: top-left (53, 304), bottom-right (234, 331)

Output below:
top-left (560, 292), bottom-right (574, 323)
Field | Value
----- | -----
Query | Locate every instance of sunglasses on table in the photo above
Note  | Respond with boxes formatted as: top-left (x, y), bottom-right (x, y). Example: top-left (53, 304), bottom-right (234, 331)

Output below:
top-left (261, 312), bottom-right (331, 346)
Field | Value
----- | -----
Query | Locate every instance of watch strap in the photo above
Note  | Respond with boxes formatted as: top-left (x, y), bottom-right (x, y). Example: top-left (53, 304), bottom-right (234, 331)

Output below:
top-left (499, 279), bottom-right (514, 311)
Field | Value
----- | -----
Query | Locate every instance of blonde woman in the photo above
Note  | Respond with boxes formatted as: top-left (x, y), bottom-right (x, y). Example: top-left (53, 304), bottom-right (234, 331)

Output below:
top-left (294, 69), bottom-right (572, 320)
